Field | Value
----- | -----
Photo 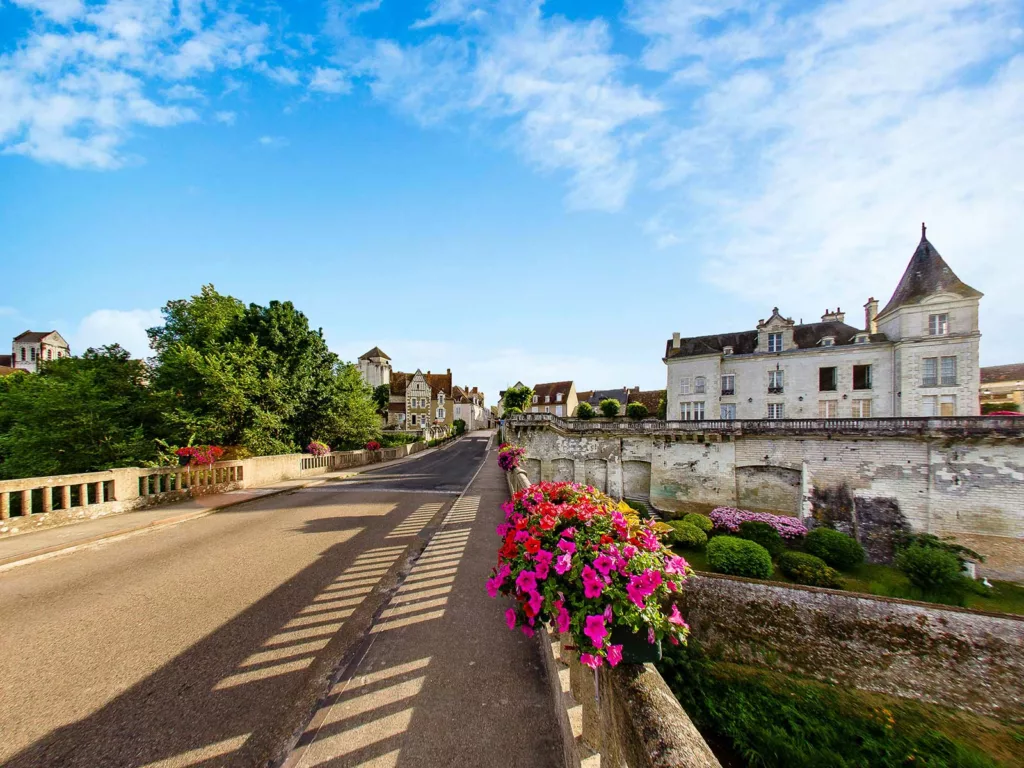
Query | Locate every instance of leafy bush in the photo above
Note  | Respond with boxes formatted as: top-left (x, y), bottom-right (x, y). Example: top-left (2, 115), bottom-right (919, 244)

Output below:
top-left (378, 432), bottom-right (420, 448)
top-left (668, 521), bottom-right (708, 549)
top-left (599, 398), bottom-right (621, 418)
top-left (452, 418), bottom-right (467, 436)
top-left (805, 527), bottom-right (865, 570)
top-left (981, 402), bottom-right (1019, 414)
top-left (504, 406), bottom-right (522, 416)
top-left (893, 531), bottom-right (983, 568)
top-left (683, 513), bottom-right (713, 533)
top-left (576, 401), bottom-right (595, 419)
top-left (896, 545), bottom-right (964, 592)
top-left (626, 499), bottom-right (650, 519)
top-left (737, 520), bottom-right (784, 557)
top-left (707, 536), bottom-right (773, 579)
top-left (777, 551), bottom-right (845, 588)
top-left (657, 397), bottom-right (667, 420)
top-left (502, 385), bottom-right (533, 413)
top-left (626, 401), bottom-right (649, 419)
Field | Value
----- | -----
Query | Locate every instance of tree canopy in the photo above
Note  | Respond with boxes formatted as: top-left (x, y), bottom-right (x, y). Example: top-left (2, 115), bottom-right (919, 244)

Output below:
top-left (502, 385), bottom-right (533, 412)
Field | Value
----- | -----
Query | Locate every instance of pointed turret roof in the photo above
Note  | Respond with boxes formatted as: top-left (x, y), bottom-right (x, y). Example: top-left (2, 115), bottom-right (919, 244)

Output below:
top-left (358, 346), bottom-right (391, 361)
top-left (878, 224), bottom-right (982, 318)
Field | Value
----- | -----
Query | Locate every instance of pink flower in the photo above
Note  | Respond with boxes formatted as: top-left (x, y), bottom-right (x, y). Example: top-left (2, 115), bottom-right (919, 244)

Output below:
top-left (582, 566), bottom-right (604, 599)
top-left (583, 615), bottom-right (608, 649)
top-left (580, 653), bottom-right (604, 669)
top-left (648, 627), bottom-right (656, 645)
top-left (505, 608), bottom-right (517, 630)
top-left (486, 574), bottom-right (503, 598)
top-left (664, 555), bottom-right (688, 576)
top-left (623, 545), bottom-right (638, 560)
top-left (637, 527), bottom-right (659, 551)
top-left (560, 527), bottom-right (577, 538)
top-left (603, 604), bottom-right (613, 623)
top-left (497, 563), bottom-right (511, 580)
top-left (496, 523), bottom-right (511, 538)
top-left (669, 603), bottom-right (688, 628)
top-left (669, 635), bottom-right (680, 645)
top-left (554, 553), bottom-right (572, 575)
top-left (501, 500), bottom-right (514, 518)
top-left (528, 590), bottom-right (544, 616)
top-left (557, 539), bottom-right (576, 555)
top-left (554, 601), bottom-right (571, 634)
top-left (521, 625), bottom-right (535, 638)
top-left (606, 644), bottom-right (623, 667)
top-left (593, 554), bottom-right (615, 578)
top-left (515, 570), bottom-right (537, 594)
top-left (514, 530), bottom-right (529, 543)
top-left (533, 549), bottom-right (553, 580)
top-left (626, 577), bottom-right (647, 609)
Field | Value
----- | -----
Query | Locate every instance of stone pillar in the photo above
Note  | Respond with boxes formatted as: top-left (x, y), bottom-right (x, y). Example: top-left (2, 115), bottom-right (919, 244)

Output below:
top-left (61, 485), bottom-right (71, 510)
top-left (598, 667), bottom-right (625, 768)
top-left (573, 459), bottom-right (586, 484)
top-left (1, 492), bottom-right (9, 520)
top-left (95, 482), bottom-right (105, 503)
top-left (42, 487), bottom-right (52, 513)
top-left (79, 482), bottom-right (90, 505)
top-left (579, 660), bottom-right (602, 752)
top-left (607, 454), bottom-right (624, 500)
top-left (21, 489), bottom-right (32, 516)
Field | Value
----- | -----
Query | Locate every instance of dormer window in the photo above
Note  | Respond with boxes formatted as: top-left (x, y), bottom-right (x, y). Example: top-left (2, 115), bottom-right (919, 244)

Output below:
top-left (929, 313), bottom-right (949, 336)
top-left (556, 393), bottom-right (562, 402)
top-left (768, 333), bottom-right (783, 353)
top-left (723, 346), bottom-right (734, 356)
top-left (820, 336), bottom-right (835, 347)
top-left (854, 333), bottom-right (870, 344)
top-left (532, 395), bottom-right (538, 404)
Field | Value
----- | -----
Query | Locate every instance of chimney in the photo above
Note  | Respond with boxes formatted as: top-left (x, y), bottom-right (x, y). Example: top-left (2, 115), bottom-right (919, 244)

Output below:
top-left (671, 332), bottom-right (681, 349)
top-left (821, 307), bottom-right (846, 323)
top-left (447, 368), bottom-right (451, 375)
top-left (864, 297), bottom-right (878, 334)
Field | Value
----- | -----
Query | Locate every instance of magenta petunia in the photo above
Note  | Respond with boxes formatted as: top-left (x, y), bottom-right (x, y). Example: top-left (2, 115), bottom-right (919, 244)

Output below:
top-left (505, 607), bottom-right (517, 630)
top-left (554, 552), bottom-right (572, 575)
top-left (533, 549), bottom-right (553, 579)
top-left (557, 538), bottom-right (576, 555)
top-left (593, 554), bottom-right (615, 578)
top-left (582, 566), bottom-right (604, 599)
top-left (606, 644), bottom-right (623, 667)
top-left (515, 570), bottom-right (537, 594)
top-left (579, 653), bottom-right (604, 669)
top-left (583, 614), bottom-right (608, 649)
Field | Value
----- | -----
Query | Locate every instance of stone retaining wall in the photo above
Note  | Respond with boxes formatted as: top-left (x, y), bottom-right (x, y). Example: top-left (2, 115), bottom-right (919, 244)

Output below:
top-left (675, 572), bottom-right (1024, 721)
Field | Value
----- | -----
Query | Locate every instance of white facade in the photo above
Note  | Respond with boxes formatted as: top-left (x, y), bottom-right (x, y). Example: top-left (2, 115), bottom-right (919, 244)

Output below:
top-left (357, 347), bottom-right (392, 389)
top-left (11, 331), bottom-right (70, 373)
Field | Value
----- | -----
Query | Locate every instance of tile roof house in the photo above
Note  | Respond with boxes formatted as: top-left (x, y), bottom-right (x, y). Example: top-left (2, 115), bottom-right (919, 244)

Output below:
top-left (528, 381), bottom-right (577, 418)
top-left (980, 364), bottom-right (1024, 411)
top-left (387, 369), bottom-right (455, 429)
top-left (663, 225), bottom-right (982, 420)
top-left (453, 386), bottom-right (490, 430)
top-left (627, 389), bottom-right (666, 416)
top-left (11, 330), bottom-right (70, 373)
top-left (576, 387), bottom-right (634, 415)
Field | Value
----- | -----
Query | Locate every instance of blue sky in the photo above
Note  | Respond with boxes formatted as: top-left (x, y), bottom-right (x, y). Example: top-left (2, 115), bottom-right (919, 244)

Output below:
top-left (1, 0), bottom-right (1022, 403)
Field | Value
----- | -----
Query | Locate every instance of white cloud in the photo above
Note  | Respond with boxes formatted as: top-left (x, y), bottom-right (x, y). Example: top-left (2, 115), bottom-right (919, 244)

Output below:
top-left (258, 135), bottom-right (288, 147)
top-left (213, 110), bottom-right (236, 125)
top-left (359, 2), bottom-right (662, 211)
top-left (309, 66), bottom-right (351, 94)
top-left (70, 308), bottom-right (162, 358)
top-left (255, 62), bottom-right (301, 86)
top-left (630, 0), bottom-right (1024, 364)
top-left (163, 84), bottom-right (205, 101)
top-left (9, 0), bottom-right (85, 24)
top-left (411, 0), bottom-right (490, 29)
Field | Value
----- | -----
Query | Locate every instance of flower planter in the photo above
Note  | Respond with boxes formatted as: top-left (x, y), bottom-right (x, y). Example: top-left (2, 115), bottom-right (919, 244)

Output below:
top-left (178, 455), bottom-right (192, 467)
top-left (610, 625), bottom-right (662, 664)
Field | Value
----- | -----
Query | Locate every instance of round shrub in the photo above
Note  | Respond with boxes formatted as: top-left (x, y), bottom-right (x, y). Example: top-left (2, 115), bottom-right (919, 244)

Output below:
top-left (736, 520), bottom-right (784, 557)
top-left (599, 398), bottom-right (621, 418)
top-left (804, 527), bottom-right (865, 570)
top-left (626, 401), bottom-right (649, 419)
top-left (576, 402), bottom-right (595, 420)
top-left (668, 521), bottom-right (707, 550)
top-left (706, 536), bottom-right (773, 579)
top-left (683, 513), bottom-right (713, 533)
top-left (896, 544), bottom-right (963, 592)
top-left (777, 551), bottom-right (845, 589)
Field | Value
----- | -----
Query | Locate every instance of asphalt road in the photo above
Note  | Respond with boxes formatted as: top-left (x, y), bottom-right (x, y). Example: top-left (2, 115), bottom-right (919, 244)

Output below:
top-left (0, 433), bottom-right (492, 768)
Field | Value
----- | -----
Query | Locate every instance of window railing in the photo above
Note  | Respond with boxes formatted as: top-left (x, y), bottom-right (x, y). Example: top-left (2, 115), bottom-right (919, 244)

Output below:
top-left (721, 388), bottom-right (735, 396)
top-left (768, 386), bottom-right (784, 394)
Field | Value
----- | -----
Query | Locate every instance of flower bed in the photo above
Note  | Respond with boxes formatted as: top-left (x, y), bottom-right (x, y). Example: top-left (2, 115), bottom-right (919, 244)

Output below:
top-left (497, 443), bottom-right (526, 472)
top-left (306, 440), bottom-right (331, 456)
top-left (489, 481), bottom-right (691, 669)
top-left (175, 445), bottom-right (224, 466)
top-left (710, 506), bottom-right (807, 540)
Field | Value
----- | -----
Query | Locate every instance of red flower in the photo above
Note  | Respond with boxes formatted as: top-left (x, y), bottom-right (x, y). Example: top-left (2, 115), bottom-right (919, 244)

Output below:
top-left (524, 537), bottom-right (541, 555)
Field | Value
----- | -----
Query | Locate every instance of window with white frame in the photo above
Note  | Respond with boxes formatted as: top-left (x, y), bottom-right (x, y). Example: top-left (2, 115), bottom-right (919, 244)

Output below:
top-left (720, 404), bottom-right (736, 420)
top-left (438, 392), bottom-right (444, 405)
top-left (721, 374), bottom-right (735, 395)
top-left (556, 393), bottom-right (562, 402)
top-left (940, 395), bottom-right (956, 416)
top-left (555, 405), bottom-right (563, 416)
top-left (679, 401), bottom-right (705, 421)
top-left (922, 395), bottom-right (937, 416)
top-left (455, 405), bottom-right (462, 417)
top-left (818, 400), bottom-right (838, 418)
top-left (437, 408), bottom-right (445, 419)
top-left (30, 347), bottom-right (36, 361)
top-left (533, 395), bottom-right (538, 403)
top-left (851, 399), bottom-right (872, 417)
top-left (695, 376), bottom-right (706, 394)
top-left (941, 356), bottom-right (957, 385)
top-left (531, 406), bottom-right (538, 413)
top-left (767, 402), bottom-right (785, 419)
top-left (399, 412), bottom-right (405, 422)
top-left (680, 377), bottom-right (692, 395)
top-left (768, 332), bottom-right (783, 353)
top-left (768, 369), bottom-right (784, 392)
top-left (545, 395), bottom-right (550, 403)
top-left (929, 313), bottom-right (949, 336)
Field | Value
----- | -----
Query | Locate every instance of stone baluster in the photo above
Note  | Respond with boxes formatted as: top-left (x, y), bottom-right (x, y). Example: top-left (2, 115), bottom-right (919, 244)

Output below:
top-left (61, 485), bottom-right (71, 510)
top-left (79, 482), bottom-right (89, 506)
top-left (42, 486), bottom-right (53, 513)
top-left (1, 492), bottom-right (9, 520)
top-left (22, 489), bottom-right (32, 516)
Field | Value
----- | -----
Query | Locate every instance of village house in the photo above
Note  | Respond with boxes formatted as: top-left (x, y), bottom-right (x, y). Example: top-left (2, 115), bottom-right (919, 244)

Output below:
top-left (980, 364), bottom-right (1024, 412)
top-left (529, 381), bottom-right (578, 417)
top-left (664, 226), bottom-right (982, 420)
top-left (453, 386), bottom-right (489, 430)
top-left (574, 387), bottom-right (633, 416)
top-left (388, 369), bottom-right (454, 430)
top-left (497, 381), bottom-right (525, 418)
top-left (5, 331), bottom-right (70, 373)
top-left (627, 388), bottom-right (666, 417)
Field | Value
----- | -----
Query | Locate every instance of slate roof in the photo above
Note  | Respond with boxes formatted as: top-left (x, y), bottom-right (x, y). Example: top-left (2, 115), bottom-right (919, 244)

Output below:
top-left (358, 346), bottom-right (391, 361)
top-left (532, 381), bottom-right (574, 403)
top-left (878, 228), bottom-right (982, 318)
top-left (453, 386), bottom-right (484, 403)
top-left (579, 387), bottom-right (632, 407)
top-left (981, 364), bottom-right (1024, 384)
top-left (0, 354), bottom-right (11, 367)
top-left (664, 322), bottom-right (886, 360)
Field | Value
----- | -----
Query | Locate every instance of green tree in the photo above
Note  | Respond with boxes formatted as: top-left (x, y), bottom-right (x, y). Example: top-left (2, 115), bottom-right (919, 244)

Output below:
top-left (576, 401), bottom-right (595, 419)
top-left (599, 398), bottom-right (621, 417)
top-left (0, 346), bottom-right (168, 479)
top-left (372, 384), bottom-right (391, 416)
top-left (657, 397), bottom-right (667, 420)
top-left (503, 385), bottom-right (533, 413)
top-left (626, 401), bottom-right (649, 419)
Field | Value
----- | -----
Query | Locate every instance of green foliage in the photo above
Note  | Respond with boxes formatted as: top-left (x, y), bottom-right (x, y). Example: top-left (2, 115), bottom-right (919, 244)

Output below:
top-left (981, 401), bottom-right (1019, 414)
top-left (683, 513), bottom-right (713, 533)
top-left (625, 499), bottom-right (650, 519)
top-left (736, 520), bottom-right (784, 557)
top-left (777, 551), bottom-right (845, 588)
top-left (599, 398), bottom-right (621, 417)
top-left (658, 641), bottom-right (1005, 768)
top-left (502, 385), bottom-right (533, 413)
top-left (657, 396), bottom-right (667, 420)
top-left (576, 401), bottom-right (595, 419)
top-left (896, 545), bottom-right (964, 593)
top-left (804, 527), bottom-right (865, 570)
top-left (706, 536), bottom-right (773, 579)
top-left (378, 432), bottom-right (421, 448)
top-left (453, 418), bottom-right (467, 436)
top-left (504, 406), bottom-right (522, 416)
top-left (668, 521), bottom-right (707, 550)
top-left (372, 384), bottom-right (391, 416)
top-left (0, 346), bottom-right (169, 478)
top-left (893, 530), bottom-right (984, 567)
top-left (626, 401), bottom-right (649, 419)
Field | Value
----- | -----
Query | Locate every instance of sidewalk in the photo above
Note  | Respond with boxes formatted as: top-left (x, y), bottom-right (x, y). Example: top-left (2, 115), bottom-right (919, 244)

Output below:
top-left (285, 448), bottom-right (561, 767)
top-left (0, 444), bottom-right (459, 572)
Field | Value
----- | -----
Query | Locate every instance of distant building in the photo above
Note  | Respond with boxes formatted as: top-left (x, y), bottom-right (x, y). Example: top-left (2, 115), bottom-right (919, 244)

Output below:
top-left (664, 226), bottom-right (982, 420)
top-left (10, 331), bottom-right (70, 373)
top-left (529, 381), bottom-right (578, 417)
top-left (389, 369), bottom-right (454, 429)
top-left (627, 389), bottom-right (666, 416)
top-left (497, 381), bottom-right (526, 418)
top-left (357, 347), bottom-right (392, 389)
top-left (980, 365), bottom-right (1024, 412)
top-left (575, 387), bottom-right (633, 416)
top-left (453, 386), bottom-right (489, 430)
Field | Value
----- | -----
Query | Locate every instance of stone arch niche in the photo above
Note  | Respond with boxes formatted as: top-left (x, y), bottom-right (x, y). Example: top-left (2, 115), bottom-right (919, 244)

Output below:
top-left (551, 459), bottom-right (574, 483)
top-left (584, 459), bottom-right (607, 493)
top-left (522, 458), bottom-right (541, 485)
top-left (622, 460), bottom-right (652, 502)
top-left (736, 465), bottom-right (801, 515)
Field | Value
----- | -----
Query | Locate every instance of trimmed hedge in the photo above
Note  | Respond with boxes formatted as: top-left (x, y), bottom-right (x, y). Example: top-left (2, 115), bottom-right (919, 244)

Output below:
top-left (706, 536), bottom-right (773, 579)
top-left (804, 527), bottom-right (865, 570)
top-left (736, 520), bottom-right (784, 557)
top-left (683, 513), bottom-right (713, 533)
top-left (777, 551), bottom-right (845, 589)
top-left (668, 521), bottom-right (708, 550)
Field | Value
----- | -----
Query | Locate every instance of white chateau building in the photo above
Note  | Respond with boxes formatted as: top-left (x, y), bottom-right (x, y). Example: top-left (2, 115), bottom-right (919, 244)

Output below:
top-left (357, 346), bottom-right (392, 388)
top-left (664, 227), bottom-right (982, 421)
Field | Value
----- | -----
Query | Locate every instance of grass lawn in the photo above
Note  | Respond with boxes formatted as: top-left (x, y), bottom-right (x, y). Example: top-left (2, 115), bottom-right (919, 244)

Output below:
top-left (674, 545), bottom-right (1024, 616)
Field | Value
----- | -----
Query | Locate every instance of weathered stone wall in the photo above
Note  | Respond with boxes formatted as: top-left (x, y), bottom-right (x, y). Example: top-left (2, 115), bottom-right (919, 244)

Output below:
top-left (676, 573), bottom-right (1024, 721)
top-left (511, 419), bottom-right (1024, 579)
